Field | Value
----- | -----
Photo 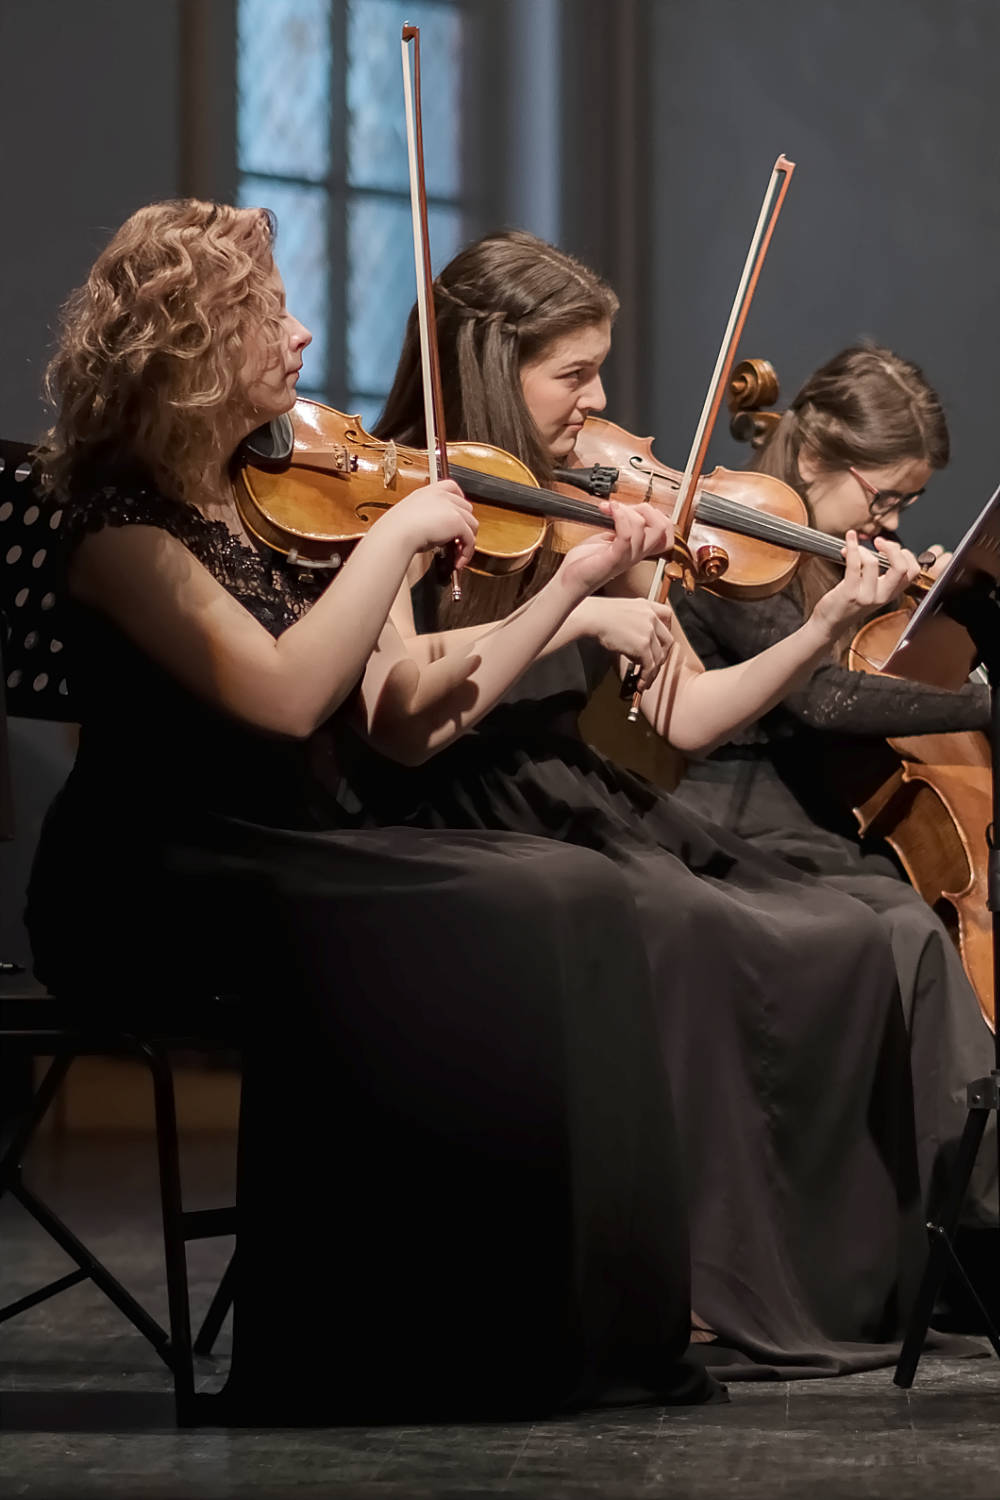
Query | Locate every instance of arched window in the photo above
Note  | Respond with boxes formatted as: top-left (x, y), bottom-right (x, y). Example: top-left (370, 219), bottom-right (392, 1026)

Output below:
top-left (236, 0), bottom-right (467, 428)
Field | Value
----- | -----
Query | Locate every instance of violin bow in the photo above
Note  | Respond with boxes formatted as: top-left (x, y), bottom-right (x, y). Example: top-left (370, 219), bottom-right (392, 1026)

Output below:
top-left (626, 153), bottom-right (796, 721)
top-left (401, 24), bottom-right (462, 601)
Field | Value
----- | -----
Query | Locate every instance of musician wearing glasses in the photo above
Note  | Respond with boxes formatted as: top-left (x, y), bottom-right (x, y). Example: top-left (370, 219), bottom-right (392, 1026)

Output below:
top-left (672, 342), bottom-right (996, 1240)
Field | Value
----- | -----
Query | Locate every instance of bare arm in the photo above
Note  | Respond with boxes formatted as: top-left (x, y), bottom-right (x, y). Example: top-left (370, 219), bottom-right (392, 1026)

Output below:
top-left (361, 571), bottom-right (592, 763)
top-left (70, 483), bottom-right (479, 740)
top-left (363, 501), bottom-right (676, 762)
top-left (391, 584), bottom-right (594, 668)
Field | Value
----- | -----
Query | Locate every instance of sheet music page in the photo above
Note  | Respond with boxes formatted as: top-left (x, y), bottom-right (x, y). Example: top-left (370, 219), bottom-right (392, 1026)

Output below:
top-left (881, 480), bottom-right (1000, 686)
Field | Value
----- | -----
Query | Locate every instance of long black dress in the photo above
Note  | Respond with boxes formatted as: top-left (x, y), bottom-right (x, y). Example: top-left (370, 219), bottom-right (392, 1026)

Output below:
top-left (335, 637), bottom-right (933, 1378)
top-left (672, 585), bottom-right (996, 1228)
top-left (24, 484), bottom-right (718, 1419)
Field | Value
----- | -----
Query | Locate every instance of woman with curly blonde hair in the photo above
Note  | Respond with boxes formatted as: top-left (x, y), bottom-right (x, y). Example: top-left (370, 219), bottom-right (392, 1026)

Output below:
top-left (25, 199), bottom-right (724, 1420)
top-left (40, 201), bottom-right (287, 508)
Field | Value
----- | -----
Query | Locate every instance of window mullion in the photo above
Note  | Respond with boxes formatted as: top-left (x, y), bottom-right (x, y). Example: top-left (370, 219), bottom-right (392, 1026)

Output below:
top-left (328, 0), bottom-right (349, 407)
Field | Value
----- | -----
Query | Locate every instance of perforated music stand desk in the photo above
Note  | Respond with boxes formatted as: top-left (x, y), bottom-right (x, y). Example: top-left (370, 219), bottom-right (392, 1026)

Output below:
top-left (0, 630), bottom-right (12, 841)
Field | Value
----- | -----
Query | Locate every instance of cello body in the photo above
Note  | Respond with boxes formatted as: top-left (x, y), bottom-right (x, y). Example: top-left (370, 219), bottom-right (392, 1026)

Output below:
top-left (849, 610), bottom-right (994, 1029)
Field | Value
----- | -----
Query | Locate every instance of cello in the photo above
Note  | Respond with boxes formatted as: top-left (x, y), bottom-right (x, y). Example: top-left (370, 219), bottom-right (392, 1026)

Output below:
top-left (727, 359), bottom-right (995, 1028)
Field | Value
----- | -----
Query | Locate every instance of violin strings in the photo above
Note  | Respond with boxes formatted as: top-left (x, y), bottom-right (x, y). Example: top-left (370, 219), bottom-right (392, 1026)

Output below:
top-left (641, 468), bottom-right (888, 571)
top-left (449, 464), bottom-right (613, 528)
top-left (446, 460), bottom-right (889, 574)
top-left (695, 494), bottom-right (858, 563)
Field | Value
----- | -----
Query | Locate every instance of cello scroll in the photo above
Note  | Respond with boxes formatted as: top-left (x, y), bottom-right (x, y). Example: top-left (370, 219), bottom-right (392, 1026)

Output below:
top-left (727, 358), bottom-right (782, 450)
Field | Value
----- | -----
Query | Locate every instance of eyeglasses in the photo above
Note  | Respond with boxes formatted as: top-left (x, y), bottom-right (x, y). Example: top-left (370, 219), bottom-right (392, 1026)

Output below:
top-left (848, 466), bottom-right (925, 520)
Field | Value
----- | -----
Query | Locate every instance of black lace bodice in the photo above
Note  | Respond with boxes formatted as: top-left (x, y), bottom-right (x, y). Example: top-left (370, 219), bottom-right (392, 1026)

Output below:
top-left (674, 585), bottom-right (991, 748)
top-left (65, 483), bottom-right (327, 636)
top-left (56, 482), bottom-right (348, 832)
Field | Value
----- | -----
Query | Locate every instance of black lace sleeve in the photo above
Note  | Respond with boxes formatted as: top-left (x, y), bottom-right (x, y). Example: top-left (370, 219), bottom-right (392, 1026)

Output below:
top-left (675, 586), bottom-right (991, 737)
top-left (62, 482), bottom-right (325, 636)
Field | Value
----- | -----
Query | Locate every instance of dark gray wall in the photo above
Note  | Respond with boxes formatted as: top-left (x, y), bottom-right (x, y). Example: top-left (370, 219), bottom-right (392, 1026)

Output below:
top-left (1, 0), bottom-right (182, 444)
top-left (6, 0), bottom-right (998, 543)
top-left (576, 0), bottom-right (1000, 556)
top-left (0, 0), bottom-right (184, 960)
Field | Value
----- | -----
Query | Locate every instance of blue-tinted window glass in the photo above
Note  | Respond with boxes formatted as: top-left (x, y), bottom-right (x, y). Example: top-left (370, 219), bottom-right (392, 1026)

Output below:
top-left (237, 0), bottom-right (332, 182)
top-left (347, 198), bottom-right (463, 397)
top-left (238, 176), bottom-right (331, 389)
top-left (347, 1), bottom-right (462, 197)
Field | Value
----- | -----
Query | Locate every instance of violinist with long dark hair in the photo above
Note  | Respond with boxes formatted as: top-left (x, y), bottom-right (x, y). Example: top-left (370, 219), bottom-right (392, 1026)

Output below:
top-left (336, 227), bottom-right (940, 1379)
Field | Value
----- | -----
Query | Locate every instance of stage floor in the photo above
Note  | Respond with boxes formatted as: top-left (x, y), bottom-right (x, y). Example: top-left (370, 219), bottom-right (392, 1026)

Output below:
top-left (2, 1135), bottom-right (999, 1499)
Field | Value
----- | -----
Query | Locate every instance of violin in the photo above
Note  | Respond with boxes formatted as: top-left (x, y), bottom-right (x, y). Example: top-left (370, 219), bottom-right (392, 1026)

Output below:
top-left (234, 398), bottom-right (844, 597)
top-left (234, 397), bottom-right (682, 577)
top-left (559, 417), bottom-right (937, 601)
top-left (236, 395), bottom-right (926, 610)
top-left (729, 356), bottom-right (995, 1029)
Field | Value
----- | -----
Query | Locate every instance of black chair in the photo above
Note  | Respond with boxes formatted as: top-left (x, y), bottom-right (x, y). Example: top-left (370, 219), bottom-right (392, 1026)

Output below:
top-left (0, 440), bottom-right (235, 1424)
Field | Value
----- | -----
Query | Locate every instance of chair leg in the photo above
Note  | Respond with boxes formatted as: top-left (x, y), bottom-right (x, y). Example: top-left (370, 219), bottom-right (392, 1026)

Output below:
top-left (194, 1251), bottom-right (235, 1355)
top-left (6, 1176), bottom-right (171, 1354)
top-left (0, 1055), bottom-right (73, 1199)
top-left (140, 1041), bottom-right (196, 1424)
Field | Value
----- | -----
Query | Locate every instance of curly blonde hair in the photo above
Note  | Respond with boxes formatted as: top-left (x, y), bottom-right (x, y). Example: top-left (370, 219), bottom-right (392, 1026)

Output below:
top-left (38, 199), bottom-right (283, 505)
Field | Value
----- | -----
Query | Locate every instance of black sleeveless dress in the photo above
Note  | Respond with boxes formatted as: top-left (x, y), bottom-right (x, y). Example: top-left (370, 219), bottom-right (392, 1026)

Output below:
top-left (24, 484), bottom-right (718, 1420)
top-left (337, 638), bottom-right (933, 1378)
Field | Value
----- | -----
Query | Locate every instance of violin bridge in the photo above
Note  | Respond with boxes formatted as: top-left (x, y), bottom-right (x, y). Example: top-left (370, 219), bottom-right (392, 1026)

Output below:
top-left (382, 440), bottom-right (398, 487)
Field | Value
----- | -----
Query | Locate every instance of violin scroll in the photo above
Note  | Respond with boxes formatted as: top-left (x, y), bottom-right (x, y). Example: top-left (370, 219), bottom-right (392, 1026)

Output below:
top-left (728, 358), bottom-right (782, 450)
top-left (693, 544), bottom-right (730, 583)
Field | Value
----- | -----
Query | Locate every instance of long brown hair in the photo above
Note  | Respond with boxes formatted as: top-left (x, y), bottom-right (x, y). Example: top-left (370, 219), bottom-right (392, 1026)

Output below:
top-left (751, 343), bottom-right (950, 652)
top-left (376, 229), bottom-right (618, 626)
top-left (38, 199), bottom-right (282, 508)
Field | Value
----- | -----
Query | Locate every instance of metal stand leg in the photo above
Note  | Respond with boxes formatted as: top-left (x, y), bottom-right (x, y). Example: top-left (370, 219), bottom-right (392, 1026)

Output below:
top-left (895, 1083), bottom-right (1000, 1386)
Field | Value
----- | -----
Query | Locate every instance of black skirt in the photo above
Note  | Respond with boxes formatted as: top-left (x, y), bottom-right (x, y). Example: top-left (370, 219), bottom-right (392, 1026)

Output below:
top-left (337, 644), bottom-right (933, 1378)
top-left (28, 798), bottom-right (717, 1419)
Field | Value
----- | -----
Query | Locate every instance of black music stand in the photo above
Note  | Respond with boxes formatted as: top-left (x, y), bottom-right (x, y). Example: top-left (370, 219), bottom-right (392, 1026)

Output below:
top-left (0, 628), bottom-right (12, 845)
top-left (0, 628), bottom-right (21, 979)
top-left (889, 480), bottom-right (1000, 1384)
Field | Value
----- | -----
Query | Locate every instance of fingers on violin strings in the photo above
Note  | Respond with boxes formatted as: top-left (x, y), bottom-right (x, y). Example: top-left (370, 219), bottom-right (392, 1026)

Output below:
top-left (860, 542), bottom-right (883, 603)
top-left (631, 503), bottom-right (669, 557)
top-left (841, 529), bottom-right (861, 590)
top-left (612, 502), bottom-right (646, 561)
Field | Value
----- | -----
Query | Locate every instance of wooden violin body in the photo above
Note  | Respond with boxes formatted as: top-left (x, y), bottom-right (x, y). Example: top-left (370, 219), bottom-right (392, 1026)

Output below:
top-left (565, 417), bottom-right (811, 598)
top-left (235, 399), bottom-right (548, 575)
top-left (236, 399), bottom-right (718, 587)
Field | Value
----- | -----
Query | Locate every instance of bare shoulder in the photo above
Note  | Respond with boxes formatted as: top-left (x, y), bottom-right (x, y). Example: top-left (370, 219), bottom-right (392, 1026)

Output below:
top-left (70, 521), bottom-right (218, 614)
